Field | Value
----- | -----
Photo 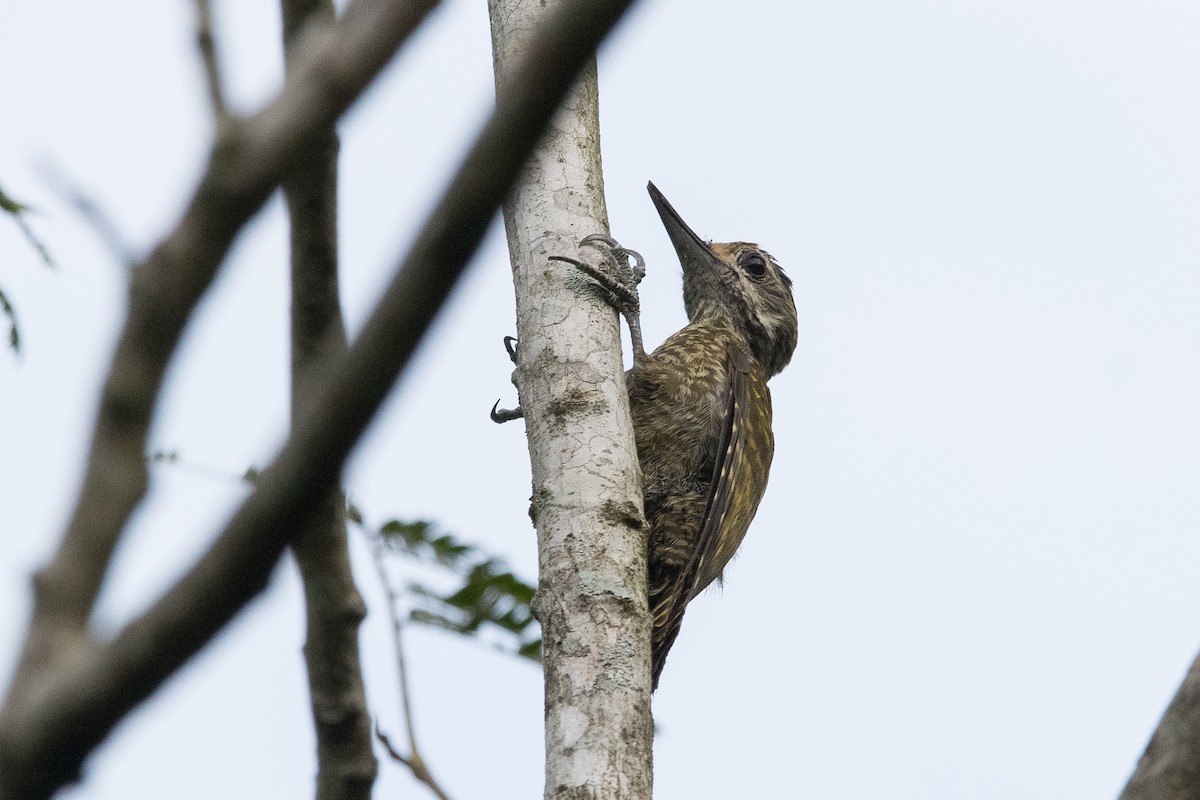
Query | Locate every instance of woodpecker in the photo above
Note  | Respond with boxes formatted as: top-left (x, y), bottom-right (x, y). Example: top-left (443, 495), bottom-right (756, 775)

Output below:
top-left (629, 182), bottom-right (797, 688)
top-left (493, 182), bottom-right (797, 689)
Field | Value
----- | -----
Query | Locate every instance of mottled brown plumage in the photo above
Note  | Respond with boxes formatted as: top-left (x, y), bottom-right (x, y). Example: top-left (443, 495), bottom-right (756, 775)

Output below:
top-left (637, 183), bottom-right (797, 689)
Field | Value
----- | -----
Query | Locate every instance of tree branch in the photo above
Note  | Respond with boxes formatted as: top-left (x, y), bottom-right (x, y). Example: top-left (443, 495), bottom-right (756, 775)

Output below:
top-left (376, 725), bottom-right (453, 800)
top-left (1119, 649), bottom-right (1200, 800)
top-left (37, 160), bottom-right (135, 266)
top-left (0, 0), bottom-right (440, 795)
top-left (0, 1), bottom-right (642, 796)
top-left (279, 1), bottom-right (377, 798)
top-left (194, 0), bottom-right (230, 124)
top-left (487, 1), bottom-right (653, 798)
top-left (366, 529), bottom-right (453, 800)
top-left (1, 0), bottom-right (442, 703)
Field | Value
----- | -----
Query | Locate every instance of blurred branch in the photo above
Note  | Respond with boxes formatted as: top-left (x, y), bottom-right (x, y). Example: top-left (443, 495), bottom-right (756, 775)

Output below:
top-left (0, 0), bottom-right (441, 796)
top-left (5, 0), bottom-right (442, 690)
top-left (38, 160), bottom-right (134, 265)
top-left (0, 0), bottom-right (642, 796)
top-left (1119, 649), bottom-right (1200, 800)
top-left (194, 0), bottom-right (230, 124)
top-left (279, 0), bottom-right (376, 798)
top-left (149, 450), bottom-right (526, 799)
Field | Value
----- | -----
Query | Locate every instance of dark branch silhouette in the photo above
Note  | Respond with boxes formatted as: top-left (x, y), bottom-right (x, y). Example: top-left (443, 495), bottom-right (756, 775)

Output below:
top-left (0, 0), bottom-right (641, 796)
top-left (1119, 650), bottom-right (1200, 800)
top-left (194, 0), bottom-right (230, 124)
top-left (280, 1), bottom-right (377, 798)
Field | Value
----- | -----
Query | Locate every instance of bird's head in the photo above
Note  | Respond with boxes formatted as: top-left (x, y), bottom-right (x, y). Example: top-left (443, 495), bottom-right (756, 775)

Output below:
top-left (648, 181), bottom-right (798, 376)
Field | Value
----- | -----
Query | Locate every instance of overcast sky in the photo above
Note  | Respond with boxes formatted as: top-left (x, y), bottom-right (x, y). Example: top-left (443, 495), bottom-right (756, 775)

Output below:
top-left (2, 1), bottom-right (1199, 798)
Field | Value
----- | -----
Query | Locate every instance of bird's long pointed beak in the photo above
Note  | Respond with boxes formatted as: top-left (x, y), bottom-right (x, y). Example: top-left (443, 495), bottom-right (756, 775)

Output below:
top-left (647, 181), bottom-right (717, 270)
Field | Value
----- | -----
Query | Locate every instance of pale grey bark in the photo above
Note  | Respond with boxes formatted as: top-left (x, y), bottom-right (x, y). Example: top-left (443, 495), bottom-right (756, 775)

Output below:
top-left (488, 2), bottom-right (654, 799)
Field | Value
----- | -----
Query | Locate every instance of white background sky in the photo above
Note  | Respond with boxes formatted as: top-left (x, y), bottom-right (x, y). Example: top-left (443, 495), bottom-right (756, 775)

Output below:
top-left (2, 1), bottom-right (1199, 798)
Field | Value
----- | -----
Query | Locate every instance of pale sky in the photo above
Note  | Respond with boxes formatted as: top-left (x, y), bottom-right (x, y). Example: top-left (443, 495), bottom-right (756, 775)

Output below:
top-left (2, 1), bottom-right (1199, 798)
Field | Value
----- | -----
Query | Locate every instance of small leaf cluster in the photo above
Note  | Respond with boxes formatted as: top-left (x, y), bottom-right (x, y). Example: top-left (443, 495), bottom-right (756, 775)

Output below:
top-left (348, 508), bottom-right (541, 663)
top-left (1, 183), bottom-right (54, 355)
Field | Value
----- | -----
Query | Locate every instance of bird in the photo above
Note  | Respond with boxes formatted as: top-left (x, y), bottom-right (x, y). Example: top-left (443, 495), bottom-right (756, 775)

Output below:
top-left (553, 183), bottom-right (798, 688)
top-left (492, 182), bottom-right (797, 690)
top-left (630, 182), bottom-right (797, 688)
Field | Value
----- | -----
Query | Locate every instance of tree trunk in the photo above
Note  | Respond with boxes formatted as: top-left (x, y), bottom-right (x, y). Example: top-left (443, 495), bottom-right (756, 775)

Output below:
top-left (487, 2), bottom-right (654, 799)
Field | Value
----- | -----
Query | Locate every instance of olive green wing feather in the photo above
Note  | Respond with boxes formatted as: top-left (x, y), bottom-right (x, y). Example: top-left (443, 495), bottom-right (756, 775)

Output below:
top-left (651, 344), bottom-right (773, 687)
top-left (692, 358), bottom-right (773, 597)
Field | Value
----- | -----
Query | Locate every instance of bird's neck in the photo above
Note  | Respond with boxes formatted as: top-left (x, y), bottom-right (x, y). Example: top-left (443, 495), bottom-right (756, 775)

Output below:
top-left (676, 318), bottom-right (759, 373)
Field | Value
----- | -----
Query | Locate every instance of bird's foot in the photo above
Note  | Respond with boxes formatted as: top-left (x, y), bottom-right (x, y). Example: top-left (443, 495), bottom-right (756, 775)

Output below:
top-left (491, 335), bottom-right (523, 423)
top-left (551, 233), bottom-right (647, 358)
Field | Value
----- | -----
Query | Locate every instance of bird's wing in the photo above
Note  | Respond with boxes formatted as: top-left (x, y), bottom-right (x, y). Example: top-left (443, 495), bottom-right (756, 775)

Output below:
top-left (652, 343), bottom-right (770, 685)
top-left (692, 353), bottom-right (774, 597)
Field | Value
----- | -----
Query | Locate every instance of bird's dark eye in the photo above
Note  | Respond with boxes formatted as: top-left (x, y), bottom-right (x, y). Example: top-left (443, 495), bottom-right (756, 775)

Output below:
top-left (741, 252), bottom-right (768, 278)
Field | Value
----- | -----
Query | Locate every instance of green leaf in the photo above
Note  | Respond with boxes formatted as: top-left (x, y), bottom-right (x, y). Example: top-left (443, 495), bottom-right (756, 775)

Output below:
top-left (380, 519), bottom-right (433, 555)
top-left (408, 608), bottom-right (466, 633)
top-left (0, 184), bottom-right (54, 269)
top-left (408, 559), bottom-right (539, 648)
top-left (0, 288), bottom-right (19, 354)
top-left (0, 186), bottom-right (28, 214)
top-left (517, 639), bottom-right (543, 663)
top-left (361, 512), bottom-right (541, 664)
top-left (428, 534), bottom-right (472, 567)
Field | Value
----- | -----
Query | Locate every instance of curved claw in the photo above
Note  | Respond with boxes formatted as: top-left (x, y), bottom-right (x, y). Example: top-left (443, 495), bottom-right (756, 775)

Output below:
top-left (503, 335), bottom-right (518, 364)
top-left (491, 399), bottom-right (524, 424)
top-left (580, 235), bottom-right (646, 286)
top-left (623, 248), bottom-right (646, 283)
top-left (579, 232), bottom-right (621, 249)
top-left (552, 234), bottom-right (647, 359)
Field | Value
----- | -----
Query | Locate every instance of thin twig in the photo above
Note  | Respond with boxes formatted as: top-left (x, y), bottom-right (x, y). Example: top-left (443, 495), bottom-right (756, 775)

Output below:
top-left (365, 531), bottom-right (455, 800)
top-left (36, 160), bottom-right (133, 265)
top-left (368, 535), bottom-right (420, 755)
top-left (194, 0), bottom-right (230, 123)
top-left (375, 725), bottom-right (453, 800)
top-left (353, 510), bottom-right (450, 798)
top-left (147, 450), bottom-right (250, 486)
